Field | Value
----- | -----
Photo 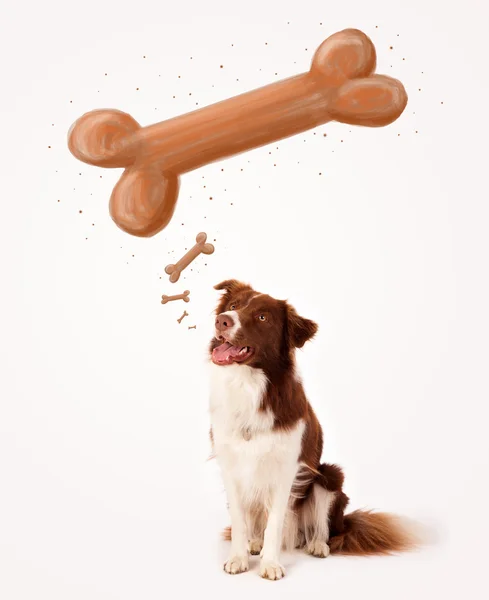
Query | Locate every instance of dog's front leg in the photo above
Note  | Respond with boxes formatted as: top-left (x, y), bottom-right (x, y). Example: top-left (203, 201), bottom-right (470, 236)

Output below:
top-left (259, 470), bottom-right (296, 581)
top-left (222, 474), bottom-right (249, 575)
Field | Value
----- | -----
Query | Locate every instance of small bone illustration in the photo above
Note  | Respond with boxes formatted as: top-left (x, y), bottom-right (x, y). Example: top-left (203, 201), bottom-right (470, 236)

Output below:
top-left (188, 325), bottom-right (197, 330)
top-left (177, 310), bottom-right (189, 324)
top-left (161, 290), bottom-right (190, 304)
top-left (165, 232), bottom-right (214, 283)
top-left (67, 29), bottom-right (407, 238)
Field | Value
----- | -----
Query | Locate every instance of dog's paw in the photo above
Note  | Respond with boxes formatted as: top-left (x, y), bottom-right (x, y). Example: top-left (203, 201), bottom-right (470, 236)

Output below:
top-left (259, 560), bottom-right (285, 580)
top-left (223, 555), bottom-right (249, 575)
top-left (307, 540), bottom-right (330, 558)
top-left (249, 539), bottom-right (263, 556)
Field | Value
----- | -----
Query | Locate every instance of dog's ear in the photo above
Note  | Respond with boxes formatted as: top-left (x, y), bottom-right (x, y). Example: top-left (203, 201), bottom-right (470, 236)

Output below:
top-left (214, 279), bottom-right (251, 293)
top-left (286, 304), bottom-right (318, 349)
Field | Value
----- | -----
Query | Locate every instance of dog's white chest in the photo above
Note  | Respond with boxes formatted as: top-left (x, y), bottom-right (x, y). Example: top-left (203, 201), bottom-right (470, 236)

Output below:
top-left (209, 363), bottom-right (304, 502)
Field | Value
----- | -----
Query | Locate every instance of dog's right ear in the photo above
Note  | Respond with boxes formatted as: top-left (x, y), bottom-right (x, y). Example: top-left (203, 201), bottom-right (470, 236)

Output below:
top-left (214, 279), bottom-right (251, 293)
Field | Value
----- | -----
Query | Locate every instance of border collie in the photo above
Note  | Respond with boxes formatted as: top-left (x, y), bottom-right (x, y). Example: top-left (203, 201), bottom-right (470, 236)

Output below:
top-left (208, 279), bottom-right (417, 580)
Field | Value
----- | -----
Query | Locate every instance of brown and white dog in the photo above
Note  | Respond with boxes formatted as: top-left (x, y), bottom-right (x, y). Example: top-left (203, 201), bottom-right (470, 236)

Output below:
top-left (208, 280), bottom-right (417, 580)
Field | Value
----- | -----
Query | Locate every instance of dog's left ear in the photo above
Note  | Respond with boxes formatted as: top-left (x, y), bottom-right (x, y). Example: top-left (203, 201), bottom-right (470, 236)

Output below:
top-left (286, 305), bottom-right (318, 348)
top-left (214, 279), bottom-right (251, 294)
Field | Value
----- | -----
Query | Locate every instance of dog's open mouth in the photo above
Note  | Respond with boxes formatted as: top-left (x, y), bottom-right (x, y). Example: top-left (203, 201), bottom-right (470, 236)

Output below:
top-left (212, 341), bottom-right (254, 365)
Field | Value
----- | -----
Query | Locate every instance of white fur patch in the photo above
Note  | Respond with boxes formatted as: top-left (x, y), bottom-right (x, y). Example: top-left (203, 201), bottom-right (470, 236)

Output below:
top-left (301, 484), bottom-right (336, 547)
top-left (209, 362), bottom-right (308, 568)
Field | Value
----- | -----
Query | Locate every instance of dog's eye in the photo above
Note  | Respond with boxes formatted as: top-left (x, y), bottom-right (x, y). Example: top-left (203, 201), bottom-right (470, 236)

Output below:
top-left (229, 304), bottom-right (236, 310)
top-left (258, 314), bottom-right (267, 321)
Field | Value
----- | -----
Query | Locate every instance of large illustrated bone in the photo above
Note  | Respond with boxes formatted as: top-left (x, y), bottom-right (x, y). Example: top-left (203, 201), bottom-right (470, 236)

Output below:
top-left (68, 28), bottom-right (408, 238)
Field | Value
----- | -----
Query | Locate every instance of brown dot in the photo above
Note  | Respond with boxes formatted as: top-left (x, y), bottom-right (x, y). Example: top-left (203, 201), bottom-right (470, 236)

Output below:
top-left (389, 46), bottom-right (393, 50)
top-left (441, 101), bottom-right (444, 105)
top-left (143, 55), bottom-right (146, 58)
top-left (48, 145), bottom-right (51, 148)
top-left (104, 73), bottom-right (107, 76)
top-left (323, 133), bottom-right (327, 137)
top-left (136, 87), bottom-right (139, 90)
top-left (57, 199), bottom-right (60, 202)
top-left (79, 210), bottom-right (82, 213)
top-left (418, 88), bottom-right (421, 91)
top-left (319, 172), bottom-right (322, 175)
top-left (209, 196), bottom-right (213, 200)
top-left (70, 100), bottom-right (72, 103)
top-left (220, 65), bottom-right (223, 68)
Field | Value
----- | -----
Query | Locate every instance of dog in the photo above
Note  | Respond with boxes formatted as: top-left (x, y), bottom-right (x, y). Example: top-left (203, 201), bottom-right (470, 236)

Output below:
top-left (208, 279), bottom-right (417, 580)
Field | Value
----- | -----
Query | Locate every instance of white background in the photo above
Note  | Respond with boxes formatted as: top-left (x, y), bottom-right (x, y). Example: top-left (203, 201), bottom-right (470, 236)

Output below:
top-left (1, 1), bottom-right (488, 598)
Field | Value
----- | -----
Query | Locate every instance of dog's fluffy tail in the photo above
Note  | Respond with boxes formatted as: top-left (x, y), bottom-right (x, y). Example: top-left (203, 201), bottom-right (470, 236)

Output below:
top-left (329, 509), bottom-right (417, 556)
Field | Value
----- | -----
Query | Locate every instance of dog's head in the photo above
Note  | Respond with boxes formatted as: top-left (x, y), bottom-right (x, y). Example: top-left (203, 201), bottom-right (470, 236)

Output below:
top-left (209, 279), bottom-right (318, 371)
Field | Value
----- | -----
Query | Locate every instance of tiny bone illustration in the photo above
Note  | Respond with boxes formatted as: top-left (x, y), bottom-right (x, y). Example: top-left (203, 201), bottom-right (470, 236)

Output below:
top-left (165, 232), bottom-right (214, 283)
top-left (188, 325), bottom-right (197, 330)
top-left (67, 28), bottom-right (408, 238)
top-left (177, 310), bottom-right (189, 324)
top-left (161, 290), bottom-right (190, 304)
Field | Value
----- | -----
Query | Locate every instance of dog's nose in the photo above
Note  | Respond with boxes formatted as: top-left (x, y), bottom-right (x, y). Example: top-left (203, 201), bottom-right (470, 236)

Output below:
top-left (215, 313), bottom-right (235, 332)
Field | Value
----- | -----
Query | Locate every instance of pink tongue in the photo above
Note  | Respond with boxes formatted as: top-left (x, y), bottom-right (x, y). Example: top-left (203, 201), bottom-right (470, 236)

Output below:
top-left (212, 342), bottom-right (242, 363)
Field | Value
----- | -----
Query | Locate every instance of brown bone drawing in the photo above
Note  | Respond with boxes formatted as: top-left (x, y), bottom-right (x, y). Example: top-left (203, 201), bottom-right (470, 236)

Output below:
top-left (177, 310), bottom-right (189, 324)
top-left (161, 290), bottom-right (190, 304)
top-left (188, 325), bottom-right (197, 330)
top-left (68, 28), bottom-right (407, 238)
top-left (165, 232), bottom-right (214, 283)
